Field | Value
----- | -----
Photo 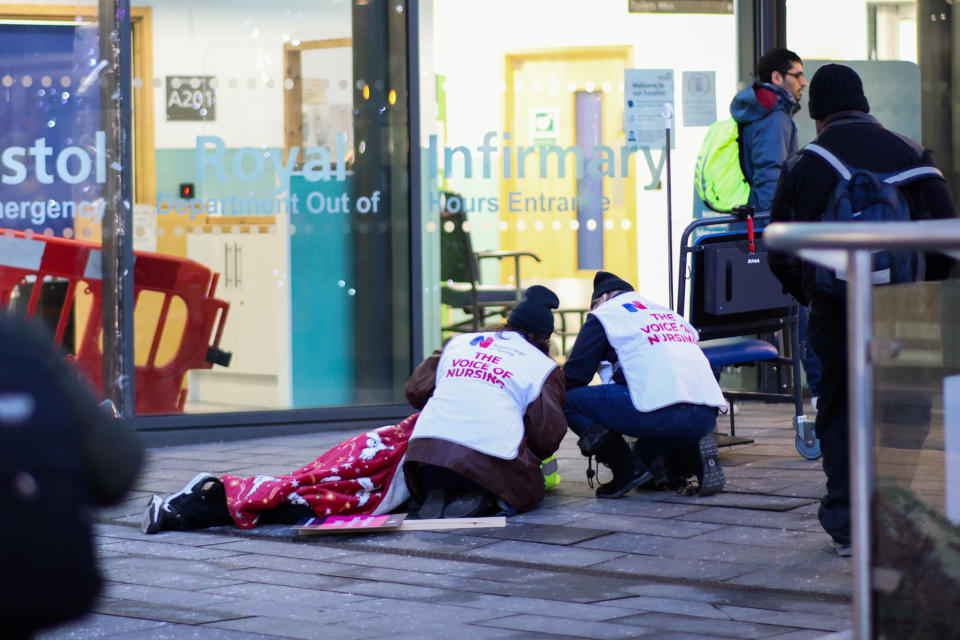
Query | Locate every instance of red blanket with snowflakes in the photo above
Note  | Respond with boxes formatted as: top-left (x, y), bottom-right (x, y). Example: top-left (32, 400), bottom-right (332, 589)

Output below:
top-left (220, 414), bottom-right (416, 529)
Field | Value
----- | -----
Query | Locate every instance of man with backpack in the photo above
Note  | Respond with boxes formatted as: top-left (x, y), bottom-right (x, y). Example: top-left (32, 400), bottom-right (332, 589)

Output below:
top-left (696, 48), bottom-right (821, 410)
top-left (696, 48), bottom-right (807, 214)
top-left (731, 47), bottom-right (807, 213)
top-left (768, 63), bottom-right (957, 556)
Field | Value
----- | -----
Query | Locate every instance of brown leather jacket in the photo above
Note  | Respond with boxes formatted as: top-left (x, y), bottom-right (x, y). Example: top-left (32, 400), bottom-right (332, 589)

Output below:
top-left (403, 349), bottom-right (567, 512)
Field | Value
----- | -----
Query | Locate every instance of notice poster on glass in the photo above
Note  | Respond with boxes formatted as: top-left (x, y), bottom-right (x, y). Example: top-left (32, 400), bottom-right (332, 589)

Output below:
top-left (682, 71), bottom-right (718, 127)
top-left (624, 69), bottom-right (675, 149)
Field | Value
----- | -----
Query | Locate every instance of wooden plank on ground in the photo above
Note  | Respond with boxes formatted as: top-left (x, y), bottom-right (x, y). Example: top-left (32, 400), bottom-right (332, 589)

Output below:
top-left (294, 513), bottom-right (506, 535)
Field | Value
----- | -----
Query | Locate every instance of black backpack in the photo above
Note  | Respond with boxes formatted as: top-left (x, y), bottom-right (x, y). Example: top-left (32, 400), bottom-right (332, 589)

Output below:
top-left (0, 317), bottom-right (103, 635)
top-left (801, 142), bottom-right (943, 296)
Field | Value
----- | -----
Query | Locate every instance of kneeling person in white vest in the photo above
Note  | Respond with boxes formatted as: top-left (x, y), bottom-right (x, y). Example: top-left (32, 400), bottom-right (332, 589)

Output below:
top-left (562, 272), bottom-right (727, 498)
top-left (403, 286), bottom-right (567, 518)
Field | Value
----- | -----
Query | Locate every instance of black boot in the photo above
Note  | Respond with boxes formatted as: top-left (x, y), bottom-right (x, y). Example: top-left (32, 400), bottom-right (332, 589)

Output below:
top-left (688, 435), bottom-right (725, 496)
top-left (418, 488), bottom-right (448, 519)
top-left (594, 437), bottom-right (654, 499)
top-left (646, 454), bottom-right (671, 490)
top-left (662, 448), bottom-right (695, 494)
top-left (663, 436), bottom-right (725, 496)
top-left (631, 440), bottom-right (672, 490)
top-left (578, 424), bottom-right (652, 499)
top-left (444, 490), bottom-right (494, 518)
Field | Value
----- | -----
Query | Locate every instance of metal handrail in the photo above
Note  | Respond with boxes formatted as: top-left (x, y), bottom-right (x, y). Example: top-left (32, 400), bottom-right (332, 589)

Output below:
top-left (763, 219), bottom-right (960, 250)
top-left (764, 219), bottom-right (960, 640)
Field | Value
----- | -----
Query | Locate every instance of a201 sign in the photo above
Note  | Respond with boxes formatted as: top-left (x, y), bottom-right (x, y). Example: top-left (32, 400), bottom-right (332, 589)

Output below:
top-left (166, 76), bottom-right (216, 121)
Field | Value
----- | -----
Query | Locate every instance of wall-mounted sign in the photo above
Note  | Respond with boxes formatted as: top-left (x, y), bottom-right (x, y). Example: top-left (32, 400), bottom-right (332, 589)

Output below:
top-left (628, 0), bottom-right (733, 14)
top-left (166, 76), bottom-right (216, 121)
top-left (682, 70), bottom-right (717, 127)
top-left (624, 68), bottom-right (675, 149)
top-left (530, 107), bottom-right (559, 144)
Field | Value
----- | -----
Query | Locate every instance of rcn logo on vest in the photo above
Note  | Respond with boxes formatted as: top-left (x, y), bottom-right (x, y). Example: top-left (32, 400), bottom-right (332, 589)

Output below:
top-left (470, 335), bottom-right (495, 348)
top-left (622, 301), bottom-right (647, 312)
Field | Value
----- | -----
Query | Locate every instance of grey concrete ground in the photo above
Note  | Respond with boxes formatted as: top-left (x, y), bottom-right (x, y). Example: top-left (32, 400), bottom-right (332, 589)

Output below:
top-left (41, 401), bottom-right (851, 639)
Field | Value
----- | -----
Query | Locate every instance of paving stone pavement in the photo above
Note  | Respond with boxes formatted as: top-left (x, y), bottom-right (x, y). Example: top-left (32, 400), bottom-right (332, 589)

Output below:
top-left (39, 402), bottom-right (852, 639)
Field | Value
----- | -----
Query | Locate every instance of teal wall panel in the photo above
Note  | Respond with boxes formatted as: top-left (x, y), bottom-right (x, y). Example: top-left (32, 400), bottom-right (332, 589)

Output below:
top-left (289, 175), bottom-right (354, 407)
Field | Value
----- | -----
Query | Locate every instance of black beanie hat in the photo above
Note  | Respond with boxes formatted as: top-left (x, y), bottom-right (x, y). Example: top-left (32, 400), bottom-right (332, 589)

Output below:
top-left (808, 63), bottom-right (870, 121)
top-left (508, 285), bottom-right (560, 335)
top-left (592, 271), bottom-right (634, 302)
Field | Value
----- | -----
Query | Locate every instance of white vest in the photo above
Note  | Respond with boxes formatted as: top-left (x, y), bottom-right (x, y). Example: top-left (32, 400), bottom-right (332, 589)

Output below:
top-left (591, 293), bottom-right (726, 412)
top-left (411, 331), bottom-right (557, 459)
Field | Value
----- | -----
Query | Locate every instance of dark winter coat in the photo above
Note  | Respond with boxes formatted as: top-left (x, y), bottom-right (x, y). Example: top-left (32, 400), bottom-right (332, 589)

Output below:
top-left (562, 315), bottom-right (624, 390)
top-left (768, 111), bottom-right (958, 306)
top-left (1, 316), bottom-right (143, 635)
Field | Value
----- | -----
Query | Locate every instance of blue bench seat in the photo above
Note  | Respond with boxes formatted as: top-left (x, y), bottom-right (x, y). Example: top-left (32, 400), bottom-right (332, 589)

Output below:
top-left (700, 337), bottom-right (779, 368)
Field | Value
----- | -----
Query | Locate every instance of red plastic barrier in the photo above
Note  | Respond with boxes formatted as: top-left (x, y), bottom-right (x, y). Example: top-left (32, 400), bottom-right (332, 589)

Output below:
top-left (0, 229), bottom-right (230, 414)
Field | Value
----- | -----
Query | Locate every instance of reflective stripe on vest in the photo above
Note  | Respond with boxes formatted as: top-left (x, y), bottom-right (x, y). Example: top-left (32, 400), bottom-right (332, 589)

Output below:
top-left (541, 455), bottom-right (561, 490)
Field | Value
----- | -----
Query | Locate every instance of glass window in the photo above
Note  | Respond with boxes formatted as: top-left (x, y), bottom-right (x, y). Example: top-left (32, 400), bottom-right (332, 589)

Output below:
top-left (1, 0), bottom-right (411, 415)
top-left (873, 281), bottom-right (960, 637)
top-left (417, 1), bottom-right (737, 355)
top-left (787, 0), bottom-right (952, 194)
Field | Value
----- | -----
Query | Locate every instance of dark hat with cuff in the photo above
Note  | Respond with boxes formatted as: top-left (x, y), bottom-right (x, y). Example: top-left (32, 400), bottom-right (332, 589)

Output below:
top-left (592, 271), bottom-right (634, 302)
top-left (508, 285), bottom-right (560, 335)
top-left (808, 63), bottom-right (870, 120)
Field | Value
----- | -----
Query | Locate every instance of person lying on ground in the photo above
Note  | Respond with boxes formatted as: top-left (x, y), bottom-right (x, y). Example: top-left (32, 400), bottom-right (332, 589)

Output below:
top-left (140, 417), bottom-right (414, 534)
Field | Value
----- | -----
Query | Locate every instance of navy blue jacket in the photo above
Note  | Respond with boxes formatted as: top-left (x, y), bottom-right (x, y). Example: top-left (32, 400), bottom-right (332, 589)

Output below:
top-left (731, 82), bottom-right (800, 213)
top-left (562, 315), bottom-right (626, 390)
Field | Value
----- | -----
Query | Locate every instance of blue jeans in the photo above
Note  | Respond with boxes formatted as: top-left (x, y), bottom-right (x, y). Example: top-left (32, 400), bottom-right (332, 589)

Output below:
top-left (563, 384), bottom-right (718, 462)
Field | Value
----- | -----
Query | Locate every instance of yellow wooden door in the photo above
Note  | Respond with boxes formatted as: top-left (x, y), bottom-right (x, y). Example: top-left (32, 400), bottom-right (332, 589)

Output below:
top-left (501, 47), bottom-right (636, 285)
